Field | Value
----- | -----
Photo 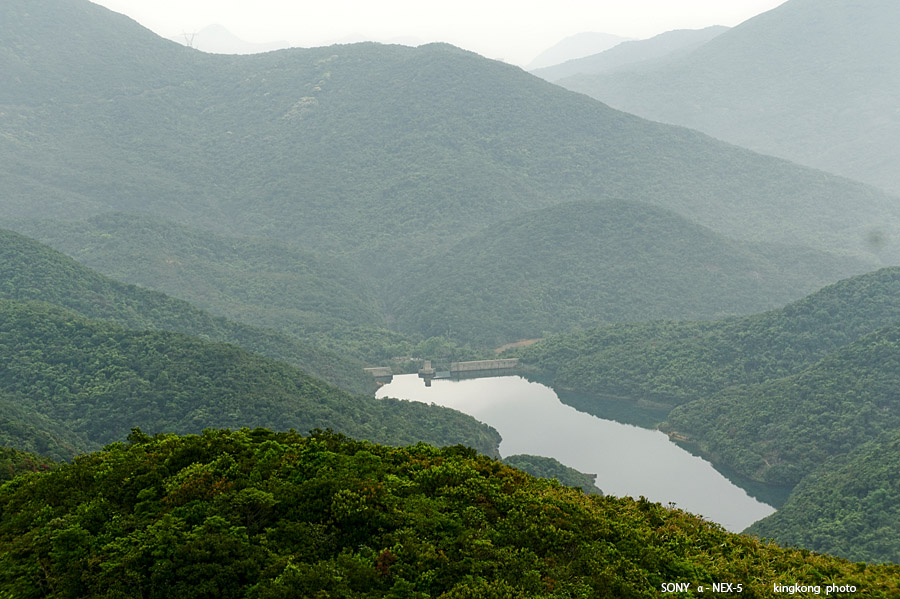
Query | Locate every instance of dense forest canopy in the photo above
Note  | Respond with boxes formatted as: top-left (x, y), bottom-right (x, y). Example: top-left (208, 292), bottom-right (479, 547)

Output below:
top-left (2, 429), bottom-right (898, 597)
top-left (518, 267), bottom-right (900, 563)
top-left (0, 226), bottom-right (375, 394)
top-left (0, 298), bottom-right (500, 461)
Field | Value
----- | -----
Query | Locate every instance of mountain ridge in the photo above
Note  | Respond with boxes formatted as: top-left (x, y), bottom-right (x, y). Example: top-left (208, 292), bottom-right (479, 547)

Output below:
top-left (554, 0), bottom-right (900, 193)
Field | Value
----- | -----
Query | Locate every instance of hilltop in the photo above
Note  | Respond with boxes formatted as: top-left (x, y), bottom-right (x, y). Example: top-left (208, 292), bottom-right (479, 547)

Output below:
top-left (0, 226), bottom-right (376, 393)
top-left (1, 429), bottom-right (897, 596)
top-left (388, 200), bottom-right (871, 345)
top-left (525, 31), bottom-right (631, 70)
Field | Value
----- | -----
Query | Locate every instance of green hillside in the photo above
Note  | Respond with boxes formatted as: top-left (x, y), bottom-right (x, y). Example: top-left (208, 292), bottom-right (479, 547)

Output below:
top-left (519, 267), bottom-right (900, 562)
top-left (556, 0), bottom-right (900, 194)
top-left (0, 226), bottom-right (376, 393)
top-left (664, 322), bottom-right (900, 486)
top-left (3, 0), bottom-right (900, 354)
top-left (747, 429), bottom-right (900, 564)
top-left (3, 0), bottom-right (900, 271)
top-left (520, 267), bottom-right (900, 405)
top-left (2, 429), bottom-right (897, 597)
top-left (14, 213), bottom-right (384, 335)
top-left (502, 454), bottom-right (602, 495)
top-left (0, 299), bottom-right (500, 460)
top-left (388, 200), bottom-right (872, 345)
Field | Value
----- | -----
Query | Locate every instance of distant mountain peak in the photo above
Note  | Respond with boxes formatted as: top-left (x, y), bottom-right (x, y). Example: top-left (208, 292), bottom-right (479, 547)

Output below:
top-left (526, 31), bottom-right (633, 70)
top-left (171, 23), bottom-right (291, 55)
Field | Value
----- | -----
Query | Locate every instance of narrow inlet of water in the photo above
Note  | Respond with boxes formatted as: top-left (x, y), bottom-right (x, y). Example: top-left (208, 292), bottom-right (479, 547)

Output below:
top-left (377, 374), bottom-right (775, 532)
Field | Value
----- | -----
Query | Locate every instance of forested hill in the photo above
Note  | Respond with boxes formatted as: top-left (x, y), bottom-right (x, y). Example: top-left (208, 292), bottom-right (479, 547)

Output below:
top-left (387, 200), bottom-right (871, 345)
top-left (664, 321), bottom-right (900, 486)
top-left (0, 299), bottom-right (500, 461)
top-left (12, 214), bottom-right (385, 336)
top-left (2, 429), bottom-right (898, 597)
top-left (0, 227), bottom-right (374, 394)
top-left (3, 0), bottom-right (899, 271)
top-left (747, 428), bottom-right (900, 564)
top-left (554, 0), bottom-right (900, 194)
top-left (519, 268), bottom-right (900, 563)
top-left (520, 266), bottom-right (900, 404)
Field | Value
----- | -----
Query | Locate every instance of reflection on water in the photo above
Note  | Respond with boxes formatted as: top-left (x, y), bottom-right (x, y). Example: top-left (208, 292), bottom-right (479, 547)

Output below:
top-left (377, 374), bottom-right (775, 532)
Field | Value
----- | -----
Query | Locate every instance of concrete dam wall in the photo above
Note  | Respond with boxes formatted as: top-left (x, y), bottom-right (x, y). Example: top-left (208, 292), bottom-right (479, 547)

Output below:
top-left (449, 358), bottom-right (519, 373)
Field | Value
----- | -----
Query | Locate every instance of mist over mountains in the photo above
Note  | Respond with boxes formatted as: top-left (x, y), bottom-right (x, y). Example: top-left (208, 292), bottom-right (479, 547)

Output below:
top-left (3, 0), bottom-right (900, 584)
top-left (551, 0), bottom-right (900, 194)
top-left (532, 26), bottom-right (728, 82)
top-left (525, 31), bottom-right (632, 70)
top-left (4, 0), bottom-right (899, 349)
top-left (169, 24), bottom-right (291, 55)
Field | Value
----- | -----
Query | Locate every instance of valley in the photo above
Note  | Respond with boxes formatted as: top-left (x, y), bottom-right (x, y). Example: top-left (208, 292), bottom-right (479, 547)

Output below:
top-left (2, 0), bottom-right (900, 593)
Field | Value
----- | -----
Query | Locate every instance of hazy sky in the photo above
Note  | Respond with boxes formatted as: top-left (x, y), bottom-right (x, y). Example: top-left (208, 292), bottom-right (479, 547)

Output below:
top-left (91, 0), bottom-right (789, 65)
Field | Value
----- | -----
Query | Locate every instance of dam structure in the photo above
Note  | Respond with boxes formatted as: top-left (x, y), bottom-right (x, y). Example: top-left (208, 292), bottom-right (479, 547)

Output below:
top-left (368, 358), bottom-right (520, 387)
top-left (449, 358), bottom-right (519, 376)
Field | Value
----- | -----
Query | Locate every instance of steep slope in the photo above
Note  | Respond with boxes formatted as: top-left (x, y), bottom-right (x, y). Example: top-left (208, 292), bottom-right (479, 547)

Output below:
top-left (0, 390), bottom-right (89, 460)
top-left (557, 0), bottom-right (900, 193)
top-left (0, 299), bottom-right (500, 460)
top-left (746, 429), bottom-right (900, 564)
top-left (2, 429), bottom-right (898, 596)
top-left (389, 200), bottom-right (873, 345)
top-left (533, 26), bottom-right (727, 82)
top-left (520, 267), bottom-right (900, 404)
top-left (13, 214), bottom-right (385, 335)
top-left (2, 0), bottom-right (899, 272)
top-left (0, 226), bottom-right (375, 393)
top-left (664, 322), bottom-right (900, 485)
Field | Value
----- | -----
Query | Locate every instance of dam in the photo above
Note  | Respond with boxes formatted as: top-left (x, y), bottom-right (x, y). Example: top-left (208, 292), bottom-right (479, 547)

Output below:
top-left (366, 358), bottom-right (520, 386)
top-left (449, 358), bottom-right (519, 374)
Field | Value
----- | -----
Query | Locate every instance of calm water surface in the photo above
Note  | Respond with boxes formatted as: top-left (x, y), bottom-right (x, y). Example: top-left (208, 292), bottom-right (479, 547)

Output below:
top-left (377, 374), bottom-right (775, 532)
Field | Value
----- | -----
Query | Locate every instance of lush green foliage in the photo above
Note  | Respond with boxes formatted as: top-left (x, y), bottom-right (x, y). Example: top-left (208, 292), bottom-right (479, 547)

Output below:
top-left (389, 200), bottom-right (870, 345)
top-left (520, 267), bottom-right (900, 405)
top-left (0, 446), bottom-right (55, 483)
top-left (11, 217), bottom-right (484, 365)
top-left (5, 0), bottom-right (900, 572)
top-left (0, 299), bottom-right (500, 460)
top-left (2, 429), bottom-right (898, 597)
top-left (520, 268), bottom-right (900, 560)
top-left (502, 454), bottom-right (601, 495)
top-left (747, 429), bottom-right (900, 564)
top-left (664, 323), bottom-right (900, 486)
top-left (0, 226), bottom-right (374, 394)
top-left (556, 0), bottom-right (900, 194)
top-left (15, 214), bottom-right (384, 336)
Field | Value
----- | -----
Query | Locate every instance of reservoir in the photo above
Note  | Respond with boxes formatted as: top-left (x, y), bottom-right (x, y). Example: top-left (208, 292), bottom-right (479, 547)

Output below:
top-left (376, 374), bottom-right (775, 532)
